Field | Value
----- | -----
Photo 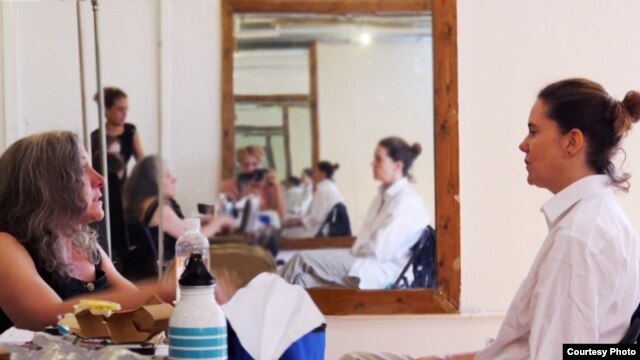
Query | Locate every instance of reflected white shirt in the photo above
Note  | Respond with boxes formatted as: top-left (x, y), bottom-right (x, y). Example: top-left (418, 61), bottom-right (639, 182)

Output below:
top-left (285, 184), bottom-right (313, 217)
top-left (476, 175), bottom-right (640, 360)
top-left (282, 180), bottom-right (344, 238)
top-left (349, 177), bottom-right (430, 289)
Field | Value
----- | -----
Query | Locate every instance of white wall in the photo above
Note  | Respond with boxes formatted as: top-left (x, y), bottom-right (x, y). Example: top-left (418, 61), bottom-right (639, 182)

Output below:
top-left (235, 41), bottom-right (435, 232)
top-left (2, 0), bottom-right (640, 358)
top-left (318, 40), bottom-right (435, 231)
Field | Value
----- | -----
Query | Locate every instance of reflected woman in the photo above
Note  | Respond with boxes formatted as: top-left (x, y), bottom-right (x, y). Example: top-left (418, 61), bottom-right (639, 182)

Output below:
top-left (281, 161), bottom-right (345, 238)
top-left (0, 132), bottom-right (173, 334)
top-left (123, 155), bottom-right (234, 262)
top-left (91, 87), bottom-right (144, 171)
top-left (281, 137), bottom-right (430, 289)
top-left (219, 145), bottom-right (286, 221)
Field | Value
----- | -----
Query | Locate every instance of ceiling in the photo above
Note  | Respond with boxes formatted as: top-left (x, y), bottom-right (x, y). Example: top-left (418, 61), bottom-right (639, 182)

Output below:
top-left (234, 13), bottom-right (432, 50)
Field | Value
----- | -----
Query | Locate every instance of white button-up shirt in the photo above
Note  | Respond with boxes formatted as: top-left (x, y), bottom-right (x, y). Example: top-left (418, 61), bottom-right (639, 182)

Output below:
top-left (282, 179), bottom-right (345, 238)
top-left (349, 177), bottom-right (430, 289)
top-left (476, 175), bottom-right (640, 360)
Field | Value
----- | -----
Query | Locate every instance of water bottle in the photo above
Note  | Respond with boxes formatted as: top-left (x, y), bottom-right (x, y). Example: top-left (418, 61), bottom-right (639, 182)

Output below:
top-left (175, 218), bottom-right (210, 301)
top-left (168, 253), bottom-right (227, 360)
top-left (216, 193), bottom-right (233, 217)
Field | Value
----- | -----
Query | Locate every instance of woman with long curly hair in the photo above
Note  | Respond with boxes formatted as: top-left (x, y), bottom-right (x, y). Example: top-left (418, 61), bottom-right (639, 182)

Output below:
top-left (0, 131), bottom-right (173, 334)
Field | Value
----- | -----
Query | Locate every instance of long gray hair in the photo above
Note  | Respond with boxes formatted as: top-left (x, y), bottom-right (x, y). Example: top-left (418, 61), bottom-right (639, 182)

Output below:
top-left (0, 131), bottom-right (99, 278)
top-left (123, 155), bottom-right (161, 222)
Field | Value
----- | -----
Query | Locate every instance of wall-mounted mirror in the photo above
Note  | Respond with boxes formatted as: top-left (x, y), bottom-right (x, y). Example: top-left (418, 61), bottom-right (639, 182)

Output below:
top-left (222, 0), bottom-right (459, 315)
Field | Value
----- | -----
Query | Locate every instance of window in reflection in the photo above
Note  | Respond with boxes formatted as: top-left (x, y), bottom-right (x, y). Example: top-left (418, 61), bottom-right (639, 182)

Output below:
top-left (234, 100), bottom-right (312, 181)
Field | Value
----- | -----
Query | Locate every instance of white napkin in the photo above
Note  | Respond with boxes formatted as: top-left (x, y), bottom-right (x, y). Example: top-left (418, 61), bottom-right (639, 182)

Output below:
top-left (221, 272), bottom-right (324, 360)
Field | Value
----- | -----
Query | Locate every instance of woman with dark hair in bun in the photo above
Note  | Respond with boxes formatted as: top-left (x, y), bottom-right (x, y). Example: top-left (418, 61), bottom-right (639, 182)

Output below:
top-left (281, 137), bottom-right (430, 289)
top-left (282, 161), bottom-right (346, 238)
top-left (344, 79), bottom-right (640, 360)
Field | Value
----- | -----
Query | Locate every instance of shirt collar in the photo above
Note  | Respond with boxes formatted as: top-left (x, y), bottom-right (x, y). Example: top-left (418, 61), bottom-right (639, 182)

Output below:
top-left (379, 177), bottom-right (409, 199)
top-left (541, 174), bottom-right (612, 229)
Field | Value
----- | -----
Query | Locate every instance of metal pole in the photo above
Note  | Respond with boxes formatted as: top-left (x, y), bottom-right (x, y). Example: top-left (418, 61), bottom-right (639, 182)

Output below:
top-left (156, 0), bottom-right (165, 279)
top-left (91, 0), bottom-right (112, 258)
top-left (76, 0), bottom-right (90, 151)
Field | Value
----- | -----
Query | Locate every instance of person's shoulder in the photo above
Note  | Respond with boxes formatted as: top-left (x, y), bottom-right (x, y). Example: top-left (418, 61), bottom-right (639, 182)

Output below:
top-left (0, 232), bottom-right (32, 260)
top-left (125, 123), bottom-right (136, 131)
top-left (0, 231), bottom-right (19, 244)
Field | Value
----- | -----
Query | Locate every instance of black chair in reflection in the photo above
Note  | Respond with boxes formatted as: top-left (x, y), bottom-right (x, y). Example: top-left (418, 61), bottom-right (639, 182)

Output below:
top-left (391, 225), bottom-right (436, 289)
top-left (122, 221), bottom-right (159, 280)
top-left (314, 203), bottom-right (352, 237)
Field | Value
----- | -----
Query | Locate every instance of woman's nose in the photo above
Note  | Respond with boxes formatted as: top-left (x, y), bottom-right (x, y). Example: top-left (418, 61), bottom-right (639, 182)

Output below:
top-left (92, 169), bottom-right (105, 188)
top-left (519, 140), bottom-right (528, 153)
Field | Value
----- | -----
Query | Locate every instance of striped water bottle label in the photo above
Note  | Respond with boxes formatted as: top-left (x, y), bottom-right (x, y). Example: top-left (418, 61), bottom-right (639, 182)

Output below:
top-left (168, 326), bottom-right (227, 359)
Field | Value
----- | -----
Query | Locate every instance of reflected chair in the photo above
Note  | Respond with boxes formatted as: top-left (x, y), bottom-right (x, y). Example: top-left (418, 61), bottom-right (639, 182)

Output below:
top-left (315, 202), bottom-right (352, 237)
top-left (391, 225), bottom-right (436, 289)
top-left (210, 242), bottom-right (277, 289)
top-left (123, 221), bottom-right (159, 280)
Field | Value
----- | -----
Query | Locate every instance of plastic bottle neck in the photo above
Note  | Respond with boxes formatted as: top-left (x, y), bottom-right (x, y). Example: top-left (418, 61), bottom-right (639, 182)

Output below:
top-left (178, 285), bottom-right (215, 299)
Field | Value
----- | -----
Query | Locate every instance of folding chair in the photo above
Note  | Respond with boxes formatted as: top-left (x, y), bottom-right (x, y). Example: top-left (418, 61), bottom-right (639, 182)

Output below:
top-left (122, 221), bottom-right (158, 280)
top-left (391, 225), bottom-right (436, 289)
top-left (619, 301), bottom-right (640, 344)
top-left (315, 202), bottom-right (352, 237)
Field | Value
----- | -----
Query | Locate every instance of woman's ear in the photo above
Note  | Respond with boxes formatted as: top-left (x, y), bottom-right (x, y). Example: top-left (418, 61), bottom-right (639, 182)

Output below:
top-left (564, 128), bottom-right (585, 156)
top-left (395, 160), bottom-right (405, 175)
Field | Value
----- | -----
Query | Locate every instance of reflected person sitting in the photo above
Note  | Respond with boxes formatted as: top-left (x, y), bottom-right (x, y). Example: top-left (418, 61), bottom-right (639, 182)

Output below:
top-left (289, 168), bottom-right (314, 217)
top-left (0, 132), bottom-right (174, 334)
top-left (283, 175), bottom-right (303, 215)
top-left (280, 137), bottom-right (430, 289)
top-left (281, 161), bottom-right (345, 238)
top-left (219, 145), bottom-right (286, 220)
top-left (123, 155), bottom-right (235, 263)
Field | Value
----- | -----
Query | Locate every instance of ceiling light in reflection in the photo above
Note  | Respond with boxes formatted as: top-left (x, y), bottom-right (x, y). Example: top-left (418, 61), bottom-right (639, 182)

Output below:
top-left (359, 32), bottom-right (372, 46)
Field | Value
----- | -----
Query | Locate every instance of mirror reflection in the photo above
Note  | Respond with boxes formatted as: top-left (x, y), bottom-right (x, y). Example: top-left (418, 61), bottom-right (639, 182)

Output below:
top-left (227, 12), bottom-right (436, 289)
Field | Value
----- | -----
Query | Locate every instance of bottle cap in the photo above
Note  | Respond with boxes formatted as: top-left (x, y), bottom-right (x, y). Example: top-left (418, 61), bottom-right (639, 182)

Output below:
top-left (184, 218), bottom-right (201, 232)
top-left (179, 253), bottom-right (214, 287)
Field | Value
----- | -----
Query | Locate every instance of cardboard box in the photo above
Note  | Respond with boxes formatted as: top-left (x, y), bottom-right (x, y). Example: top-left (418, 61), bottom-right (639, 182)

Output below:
top-left (0, 346), bottom-right (9, 360)
top-left (69, 296), bottom-right (173, 344)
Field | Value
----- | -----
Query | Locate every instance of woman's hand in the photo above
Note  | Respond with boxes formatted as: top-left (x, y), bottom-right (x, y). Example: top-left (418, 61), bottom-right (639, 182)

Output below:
top-left (283, 217), bottom-right (303, 227)
top-left (265, 169), bottom-right (279, 187)
top-left (202, 215), bottom-right (237, 237)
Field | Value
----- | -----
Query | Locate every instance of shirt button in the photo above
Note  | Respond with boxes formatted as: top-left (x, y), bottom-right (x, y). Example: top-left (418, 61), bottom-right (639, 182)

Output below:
top-left (86, 282), bottom-right (95, 291)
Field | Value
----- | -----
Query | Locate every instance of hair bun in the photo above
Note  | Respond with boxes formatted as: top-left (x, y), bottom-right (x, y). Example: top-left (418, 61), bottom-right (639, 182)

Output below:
top-left (410, 143), bottom-right (422, 157)
top-left (622, 90), bottom-right (640, 123)
top-left (333, 163), bottom-right (340, 170)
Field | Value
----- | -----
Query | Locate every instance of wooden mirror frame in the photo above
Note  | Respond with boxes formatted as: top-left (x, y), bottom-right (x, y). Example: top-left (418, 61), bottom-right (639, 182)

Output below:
top-left (220, 0), bottom-right (459, 315)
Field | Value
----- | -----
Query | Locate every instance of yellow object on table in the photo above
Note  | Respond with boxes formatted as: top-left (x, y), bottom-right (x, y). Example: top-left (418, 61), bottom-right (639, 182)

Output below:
top-left (73, 299), bottom-right (121, 317)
